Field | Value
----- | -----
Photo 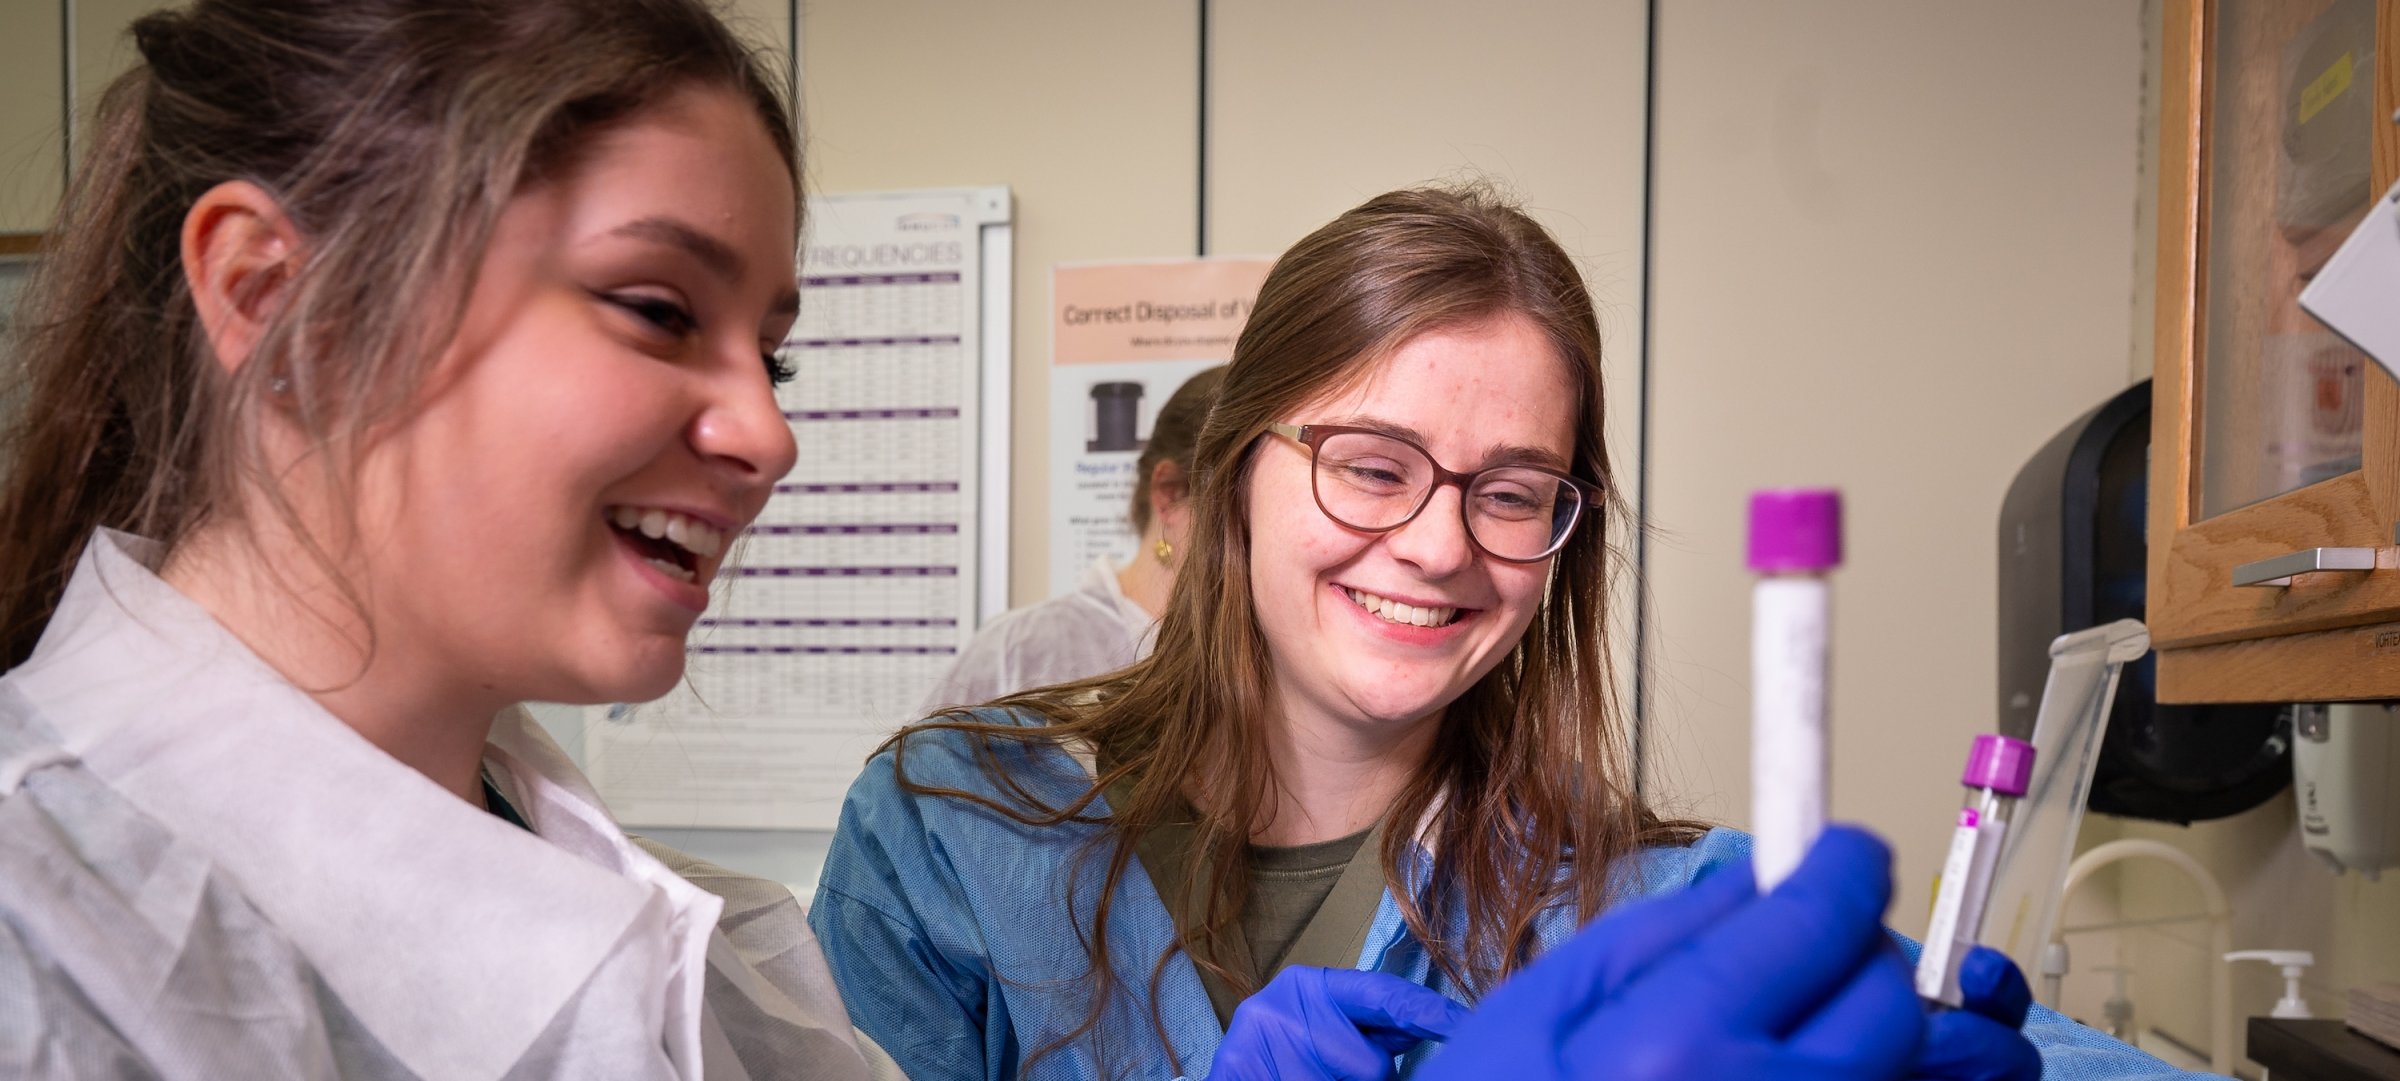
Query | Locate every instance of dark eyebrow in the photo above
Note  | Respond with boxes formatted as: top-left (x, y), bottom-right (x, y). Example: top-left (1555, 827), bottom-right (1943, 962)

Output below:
top-left (609, 215), bottom-right (799, 321)
top-left (1325, 415), bottom-right (1573, 473)
top-left (610, 216), bottom-right (743, 281)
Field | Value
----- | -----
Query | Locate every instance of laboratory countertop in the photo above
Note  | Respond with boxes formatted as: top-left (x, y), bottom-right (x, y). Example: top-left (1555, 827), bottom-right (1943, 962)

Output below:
top-left (2248, 1018), bottom-right (2400, 1081)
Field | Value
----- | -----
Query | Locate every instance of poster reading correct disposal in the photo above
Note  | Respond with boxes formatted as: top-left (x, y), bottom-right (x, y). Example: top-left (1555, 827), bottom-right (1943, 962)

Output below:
top-left (1049, 258), bottom-right (1272, 597)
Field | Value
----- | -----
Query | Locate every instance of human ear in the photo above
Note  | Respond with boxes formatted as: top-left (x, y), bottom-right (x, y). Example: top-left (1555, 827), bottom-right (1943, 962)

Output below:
top-left (1150, 460), bottom-right (1191, 539)
top-left (181, 180), bottom-right (303, 378)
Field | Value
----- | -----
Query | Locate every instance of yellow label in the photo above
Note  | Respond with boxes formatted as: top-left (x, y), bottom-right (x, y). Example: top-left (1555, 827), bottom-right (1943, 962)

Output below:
top-left (2299, 51), bottom-right (2354, 125)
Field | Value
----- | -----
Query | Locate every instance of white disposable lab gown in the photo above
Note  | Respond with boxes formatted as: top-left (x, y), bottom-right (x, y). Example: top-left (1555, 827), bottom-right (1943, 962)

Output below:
top-left (0, 531), bottom-right (899, 1081)
top-left (916, 558), bottom-right (1155, 715)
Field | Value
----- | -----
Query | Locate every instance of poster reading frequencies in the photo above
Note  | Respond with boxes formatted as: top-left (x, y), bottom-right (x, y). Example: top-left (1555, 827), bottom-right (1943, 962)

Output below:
top-left (589, 189), bottom-right (1007, 830)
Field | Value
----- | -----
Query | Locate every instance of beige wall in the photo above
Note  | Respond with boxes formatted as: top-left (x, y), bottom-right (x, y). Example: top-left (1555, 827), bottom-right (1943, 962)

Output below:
top-left (798, 0), bottom-right (1199, 606)
top-left (1209, 0), bottom-right (1650, 667)
top-left (1, 0), bottom-right (781, 235)
top-left (1641, 1), bottom-right (2149, 928)
top-left (70, 0), bottom-right (174, 134)
top-left (800, 0), bottom-right (1648, 608)
top-left (1208, 0), bottom-right (1648, 298)
top-left (0, 3), bottom-right (64, 234)
top-left (720, 0), bottom-right (793, 100)
top-left (0, 0), bottom-right (194, 234)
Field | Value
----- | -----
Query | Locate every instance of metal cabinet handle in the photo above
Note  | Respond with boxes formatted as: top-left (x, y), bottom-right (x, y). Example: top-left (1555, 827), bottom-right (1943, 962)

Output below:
top-left (2231, 547), bottom-right (2377, 587)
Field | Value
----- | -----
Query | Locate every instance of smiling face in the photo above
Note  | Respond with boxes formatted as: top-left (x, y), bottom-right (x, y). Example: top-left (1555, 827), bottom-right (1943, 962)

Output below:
top-left (1245, 311), bottom-right (1581, 739)
top-left (347, 83), bottom-right (799, 707)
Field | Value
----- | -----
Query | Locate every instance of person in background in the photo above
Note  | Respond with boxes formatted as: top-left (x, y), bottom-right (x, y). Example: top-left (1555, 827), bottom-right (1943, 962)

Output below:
top-left (0, 1), bottom-right (894, 1075)
top-left (808, 185), bottom-right (2184, 1080)
top-left (918, 365), bottom-right (1226, 714)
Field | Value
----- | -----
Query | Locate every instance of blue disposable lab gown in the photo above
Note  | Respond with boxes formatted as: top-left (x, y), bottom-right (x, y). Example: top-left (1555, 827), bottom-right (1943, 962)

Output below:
top-left (810, 711), bottom-right (2223, 1081)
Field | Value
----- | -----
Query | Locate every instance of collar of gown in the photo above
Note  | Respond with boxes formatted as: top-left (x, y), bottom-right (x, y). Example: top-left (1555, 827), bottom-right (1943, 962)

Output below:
top-left (1082, 556), bottom-right (1157, 644)
top-left (8, 530), bottom-right (724, 1081)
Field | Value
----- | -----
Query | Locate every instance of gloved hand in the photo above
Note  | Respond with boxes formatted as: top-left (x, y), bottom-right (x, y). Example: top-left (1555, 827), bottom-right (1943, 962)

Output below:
top-left (1413, 825), bottom-right (1924, 1081)
top-left (1209, 964), bottom-right (1468, 1081)
top-left (1911, 945), bottom-right (2041, 1081)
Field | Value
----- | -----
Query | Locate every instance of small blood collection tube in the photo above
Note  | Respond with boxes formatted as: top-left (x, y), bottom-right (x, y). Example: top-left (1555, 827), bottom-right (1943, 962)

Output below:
top-left (1915, 734), bottom-right (2036, 1007)
top-left (1748, 488), bottom-right (1841, 892)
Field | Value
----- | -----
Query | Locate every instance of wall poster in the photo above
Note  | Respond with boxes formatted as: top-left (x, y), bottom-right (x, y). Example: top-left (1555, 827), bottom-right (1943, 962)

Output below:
top-left (1048, 258), bottom-right (1271, 597)
top-left (587, 188), bottom-right (1011, 831)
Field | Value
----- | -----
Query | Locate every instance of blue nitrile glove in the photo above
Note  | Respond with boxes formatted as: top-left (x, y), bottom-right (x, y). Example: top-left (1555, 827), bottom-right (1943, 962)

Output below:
top-left (1911, 945), bottom-right (2041, 1081)
top-left (1414, 824), bottom-right (1925, 1081)
top-left (1209, 964), bottom-right (1469, 1081)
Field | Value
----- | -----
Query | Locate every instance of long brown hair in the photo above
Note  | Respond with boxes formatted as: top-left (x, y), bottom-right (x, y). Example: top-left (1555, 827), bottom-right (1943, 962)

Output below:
top-left (892, 183), bottom-right (1703, 1067)
top-left (0, 0), bottom-right (796, 669)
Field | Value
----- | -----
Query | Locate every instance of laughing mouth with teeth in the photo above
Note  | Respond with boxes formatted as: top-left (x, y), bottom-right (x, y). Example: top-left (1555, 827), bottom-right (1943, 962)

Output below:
top-left (1344, 587), bottom-right (1466, 628)
top-left (607, 505), bottom-right (728, 584)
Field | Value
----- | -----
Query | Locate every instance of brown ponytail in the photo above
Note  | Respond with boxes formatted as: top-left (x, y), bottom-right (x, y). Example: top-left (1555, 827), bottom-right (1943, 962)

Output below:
top-left (1127, 365), bottom-right (1228, 530)
top-left (0, 0), bottom-right (797, 668)
top-left (0, 69), bottom-right (184, 668)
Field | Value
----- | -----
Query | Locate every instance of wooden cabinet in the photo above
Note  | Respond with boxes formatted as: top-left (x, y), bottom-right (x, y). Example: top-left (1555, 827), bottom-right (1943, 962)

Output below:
top-left (2151, 0), bottom-right (2400, 702)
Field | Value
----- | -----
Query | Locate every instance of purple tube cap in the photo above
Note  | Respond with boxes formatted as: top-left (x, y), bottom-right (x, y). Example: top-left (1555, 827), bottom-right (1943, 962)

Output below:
top-left (1962, 734), bottom-right (2036, 797)
top-left (1747, 488), bottom-right (1843, 572)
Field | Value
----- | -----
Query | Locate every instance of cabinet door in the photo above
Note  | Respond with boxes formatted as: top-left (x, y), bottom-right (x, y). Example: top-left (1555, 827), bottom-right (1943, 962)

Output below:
top-left (2150, 0), bottom-right (2400, 702)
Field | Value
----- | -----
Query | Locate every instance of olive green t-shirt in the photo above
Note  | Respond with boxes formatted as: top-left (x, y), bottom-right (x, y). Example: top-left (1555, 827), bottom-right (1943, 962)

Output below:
top-left (1243, 829), bottom-right (1373, 977)
top-left (1121, 789), bottom-right (1387, 1025)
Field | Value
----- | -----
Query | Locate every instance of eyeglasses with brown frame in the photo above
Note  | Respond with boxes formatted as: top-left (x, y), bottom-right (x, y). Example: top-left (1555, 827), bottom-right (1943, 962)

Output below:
top-left (1266, 422), bottom-right (1603, 563)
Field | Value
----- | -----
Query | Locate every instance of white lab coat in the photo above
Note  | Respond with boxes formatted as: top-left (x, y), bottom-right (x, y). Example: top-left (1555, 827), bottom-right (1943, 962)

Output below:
top-left (915, 558), bottom-right (1156, 715)
top-left (0, 530), bottom-right (898, 1081)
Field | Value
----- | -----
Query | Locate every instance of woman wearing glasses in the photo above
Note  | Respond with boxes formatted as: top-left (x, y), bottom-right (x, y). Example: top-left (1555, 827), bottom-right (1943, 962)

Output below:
top-left (808, 186), bottom-right (2192, 1081)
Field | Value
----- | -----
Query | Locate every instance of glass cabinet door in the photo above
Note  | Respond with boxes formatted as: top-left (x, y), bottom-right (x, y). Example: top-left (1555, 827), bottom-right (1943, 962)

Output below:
top-left (2149, 0), bottom-right (2400, 703)
top-left (2197, 0), bottom-right (2376, 518)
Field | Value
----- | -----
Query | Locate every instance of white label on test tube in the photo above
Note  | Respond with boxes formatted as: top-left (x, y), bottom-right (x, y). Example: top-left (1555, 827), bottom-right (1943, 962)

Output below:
top-left (1751, 575), bottom-right (1829, 891)
top-left (1916, 806), bottom-right (2008, 1006)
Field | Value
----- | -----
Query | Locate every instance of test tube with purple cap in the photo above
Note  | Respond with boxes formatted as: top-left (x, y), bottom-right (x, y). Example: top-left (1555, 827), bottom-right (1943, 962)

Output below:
top-left (1916, 733), bottom-right (2037, 1007)
top-left (1749, 488), bottom-right (1842, 892)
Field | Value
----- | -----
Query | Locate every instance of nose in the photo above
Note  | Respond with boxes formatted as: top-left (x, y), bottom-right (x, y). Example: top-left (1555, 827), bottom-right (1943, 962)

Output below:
top-left (690, 357), bottom-right (799, 492)
top-left (1381, 481), bottom-right (1477, 579)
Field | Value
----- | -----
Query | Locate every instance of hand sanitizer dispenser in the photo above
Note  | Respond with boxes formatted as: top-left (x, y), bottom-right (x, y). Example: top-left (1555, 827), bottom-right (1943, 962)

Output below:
top-left (2225, 951), bottom-right (2316, 1020)
top-left (2293, 702), bottom-right (2400, 879)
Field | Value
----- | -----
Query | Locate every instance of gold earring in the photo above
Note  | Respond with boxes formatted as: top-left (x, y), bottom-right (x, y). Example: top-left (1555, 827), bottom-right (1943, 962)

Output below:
top-left (1155, 538), bottom-right (1173, 564)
